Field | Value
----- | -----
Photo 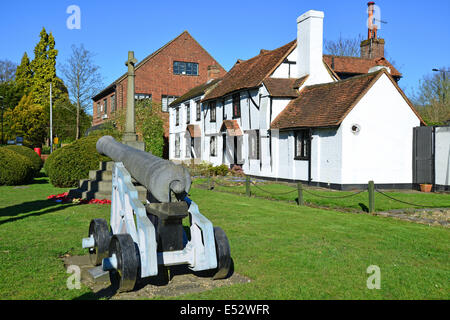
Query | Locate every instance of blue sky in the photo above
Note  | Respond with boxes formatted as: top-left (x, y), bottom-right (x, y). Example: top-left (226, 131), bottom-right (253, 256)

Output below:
top-left (0, 0), bottom-right (448, 99)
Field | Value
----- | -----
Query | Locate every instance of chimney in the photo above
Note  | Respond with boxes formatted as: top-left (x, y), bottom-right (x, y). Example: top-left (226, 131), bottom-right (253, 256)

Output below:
top-left (207, 64), bottom-right (220, 82)
top-left (297, 10), bottom-right (326, 84)
top-left (360, 2), bottom-right (385, 59)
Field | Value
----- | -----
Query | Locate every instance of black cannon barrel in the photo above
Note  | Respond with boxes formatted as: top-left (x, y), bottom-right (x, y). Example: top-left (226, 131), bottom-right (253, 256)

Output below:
top-left (96, 136), bottom-right (191, 203)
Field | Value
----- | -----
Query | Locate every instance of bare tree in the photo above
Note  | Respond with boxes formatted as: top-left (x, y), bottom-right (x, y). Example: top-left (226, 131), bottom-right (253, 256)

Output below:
top-left (0, 59), bottom-right (17, 83)
top-left (60, 44), bottom-right (103, 139)
top-left (413, 67), bottom-right (450, 125)
top-left (324, 34), bottom-right (364, 57)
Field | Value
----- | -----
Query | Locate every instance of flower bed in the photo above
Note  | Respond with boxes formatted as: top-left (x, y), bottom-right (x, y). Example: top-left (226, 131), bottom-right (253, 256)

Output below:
top-left (47, 192), bottom-right (111, 205)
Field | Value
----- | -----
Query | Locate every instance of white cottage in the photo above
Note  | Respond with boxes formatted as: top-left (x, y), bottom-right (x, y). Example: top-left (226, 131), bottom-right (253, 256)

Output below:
top-left (169, 9), bottom-right (425, 189)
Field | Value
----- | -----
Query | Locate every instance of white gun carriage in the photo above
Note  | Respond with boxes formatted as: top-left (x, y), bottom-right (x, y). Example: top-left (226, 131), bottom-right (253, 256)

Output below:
top-left (82, 136), bottom-right (231, 292)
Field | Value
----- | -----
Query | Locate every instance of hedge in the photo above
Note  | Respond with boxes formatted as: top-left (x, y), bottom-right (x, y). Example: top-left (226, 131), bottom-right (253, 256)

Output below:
top-left (0, 148), bottom-right (34, 185)
top-left (45, 135), bottom-right (112, 188)
top-left (44, 135), bottom-right (116, 188)
top-left (3, 145), bottom-right (43, 175)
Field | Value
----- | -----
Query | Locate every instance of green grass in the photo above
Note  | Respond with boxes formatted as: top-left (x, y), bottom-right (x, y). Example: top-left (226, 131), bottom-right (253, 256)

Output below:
top-left (0, 173), bottom-right (449, 299)
top-left (0, 173), bottom-right (109, 299)
top-left (194, 177), bottom-right (450, 212)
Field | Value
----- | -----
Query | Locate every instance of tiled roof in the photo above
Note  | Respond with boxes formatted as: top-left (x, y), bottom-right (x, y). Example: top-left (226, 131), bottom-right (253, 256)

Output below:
top-left (263, 75), bottom-right (309, 98)
top-left (323, 55), bottom-right (401, 78)
top-left (271, 70), bottom-right (383, 129)
top-left (202, 40), bottom-right (297, 101)
top-left (170, 78), bottom-right (222, 107)
top-left (186, 124), bottom-right (201, 138)
top-left (220, 120), bottom-right (243, 136)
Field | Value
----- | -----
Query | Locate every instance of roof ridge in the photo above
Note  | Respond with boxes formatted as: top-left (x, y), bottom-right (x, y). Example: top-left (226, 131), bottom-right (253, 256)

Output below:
top-left (305, 69), bottom-right (383, 89)
top-left (323, 54), bottom-right (381, 61)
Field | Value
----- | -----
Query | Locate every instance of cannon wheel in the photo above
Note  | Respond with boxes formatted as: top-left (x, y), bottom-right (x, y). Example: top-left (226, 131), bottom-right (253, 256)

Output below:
top-left (108, 234), bottom-right (139, 292)
top-left (212, 227), bottom-right (232, 280)
top-left (88, 219), bottom-right (111, 266)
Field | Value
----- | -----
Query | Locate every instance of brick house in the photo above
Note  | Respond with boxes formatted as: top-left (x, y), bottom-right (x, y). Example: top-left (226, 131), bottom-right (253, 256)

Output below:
top-left (91, 31), bottom-right (226, 150)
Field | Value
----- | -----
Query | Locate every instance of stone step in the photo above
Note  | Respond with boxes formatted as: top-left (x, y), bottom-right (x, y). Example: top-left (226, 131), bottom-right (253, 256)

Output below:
top-left (81, 190), bottom-right (112, 200)
top-left (81, 189), bottom-right (147, 201)
top-left (99, 161), bottom-right (115, 171)
top-left (89, 170), bottom-right (112, 181)
top-left (68, 186), bottom-right (147, 201)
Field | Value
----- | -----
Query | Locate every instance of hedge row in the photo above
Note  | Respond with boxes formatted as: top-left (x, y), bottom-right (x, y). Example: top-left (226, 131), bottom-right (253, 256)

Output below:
top-left (0, 145), bottom-right (43, 185)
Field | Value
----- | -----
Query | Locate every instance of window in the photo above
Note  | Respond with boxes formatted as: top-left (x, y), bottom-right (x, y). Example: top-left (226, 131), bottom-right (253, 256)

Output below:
top-left (173, 61), bottom-right (199, 75)
top-left (96, 103), bottom-right (101, 117)
top-left (210, 136), bottom-right (217, 156)
top-left (186, 103), bottom-right (190, 124)
top-left (294, 130), bottom-right (310, 160)
top-left (209, 101), bottom-right (216, 122)
top-left (135, 93), bottom-right (152, 100)
top-left (175, 107), bottom-right (180, 126)
top-left (162, 95), bottom-right (179, 112)
top-left (111, 94), bottom-right (115, 112)
top-left (196, 100), bottom-right (201, 121)
top-left (103, 98), bottom-right (108, 114)
top-left (232, 93), bottom-right (241, 118)
top-left (248, 130), bottom-right (260, 160)
top-left (175, 134), bottom-right (180, 158)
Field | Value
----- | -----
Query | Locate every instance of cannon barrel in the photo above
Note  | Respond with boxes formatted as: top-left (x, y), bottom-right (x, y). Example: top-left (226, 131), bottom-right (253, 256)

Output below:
top-left (96, 136), bottom-right (191, 203)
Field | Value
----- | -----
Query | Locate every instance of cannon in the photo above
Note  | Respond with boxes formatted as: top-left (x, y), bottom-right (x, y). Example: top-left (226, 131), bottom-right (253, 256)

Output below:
top-left (82, 136), bottom-right (231, 292)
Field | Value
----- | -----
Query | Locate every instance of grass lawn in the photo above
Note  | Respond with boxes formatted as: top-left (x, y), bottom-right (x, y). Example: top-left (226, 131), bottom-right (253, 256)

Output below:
top-left (194, 177), bottom-right (450, 212)
top-left (0, 173), bottom-right (448, 299)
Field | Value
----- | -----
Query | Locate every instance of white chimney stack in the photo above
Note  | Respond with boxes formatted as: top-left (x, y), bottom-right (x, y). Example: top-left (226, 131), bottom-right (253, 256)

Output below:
top-left (297, 10), bottom-right (332, 85)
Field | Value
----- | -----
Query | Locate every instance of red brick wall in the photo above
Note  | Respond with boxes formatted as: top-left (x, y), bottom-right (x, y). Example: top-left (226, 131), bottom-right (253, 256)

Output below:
top-left (92, 31), bottom-right (226, 135)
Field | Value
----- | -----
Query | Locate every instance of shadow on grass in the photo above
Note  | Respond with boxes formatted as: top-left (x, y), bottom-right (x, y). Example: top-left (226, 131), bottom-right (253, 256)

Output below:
top-left (358, 203), bottom-right (369, 213)
top-left (0, 200), bottom-right (74, 225)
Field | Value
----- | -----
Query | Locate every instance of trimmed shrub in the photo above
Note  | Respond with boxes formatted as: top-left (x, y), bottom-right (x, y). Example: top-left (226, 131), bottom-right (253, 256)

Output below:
top-left (4, 145), bottom-right (43, 175)
top-left (0, 148), bottom-right (34, 185)
top-left (209, 164), bottom-right (229, 176)
top-left (45, 135), bottom-right (112, 188)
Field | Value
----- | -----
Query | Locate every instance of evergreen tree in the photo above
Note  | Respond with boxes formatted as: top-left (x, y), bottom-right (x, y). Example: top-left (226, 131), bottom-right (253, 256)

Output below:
top-left (4, 94), bottom-right (47, 147)
top-left (30, 28), bottom-right (68, 109)
top-left (15, 52), bottom-right (33, 91)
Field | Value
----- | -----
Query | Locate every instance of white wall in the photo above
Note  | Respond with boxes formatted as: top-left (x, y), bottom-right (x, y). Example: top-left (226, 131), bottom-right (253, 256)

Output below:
top-left (341, 73), bottom-right (421, 185)
top-left (311, 127), bottom-right (342, 185)
top-left (435, 126), bottom-right (450, 187)
top-left (271, 48), bottom-right (298, 79)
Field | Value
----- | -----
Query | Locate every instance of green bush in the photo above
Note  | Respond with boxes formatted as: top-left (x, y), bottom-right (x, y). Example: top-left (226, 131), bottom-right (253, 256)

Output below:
top-left (0, 148), bottom-right (34, 185)
top-left (209, 164), bottom-right (229, 176)
top-left (4, 145), bottom-right (43, 175)
top-left (45, 135), bottom-right (112, 188)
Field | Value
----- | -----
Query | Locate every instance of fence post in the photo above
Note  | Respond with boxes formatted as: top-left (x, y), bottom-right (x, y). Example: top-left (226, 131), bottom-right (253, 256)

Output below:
top-left (368, 180), bottom-right (375, 213)
top-left (246, 175), bottom-right (251, 197)
top-left (207, 175), bottom-right (213, 190)
top-left (297, 182), bottom-right (304, 206)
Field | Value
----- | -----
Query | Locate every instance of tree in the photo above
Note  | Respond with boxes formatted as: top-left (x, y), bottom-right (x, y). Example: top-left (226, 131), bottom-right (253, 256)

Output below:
top-left (324, 34), bottom-right (364, 57)
top-left (4, 94), bottom-right (47, 147)
top-left (110, 99), bottom-right (165, 157)
top-left (52, 98), bottom-right (92, 142)
top-left (59, 44), bottom-right (103, 139)
top-left (0, 81), bottom-right (25, 110)
top-left (30, 28), bottom-right (68, 109)
top-left (15, 53), bottom-right (33, 90)
top-left (0, 59), bottom-right (17, 83)
top-left (413, 67), bottom-right (450, 125)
